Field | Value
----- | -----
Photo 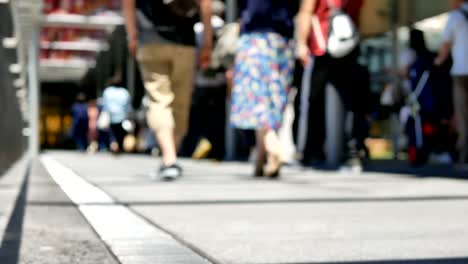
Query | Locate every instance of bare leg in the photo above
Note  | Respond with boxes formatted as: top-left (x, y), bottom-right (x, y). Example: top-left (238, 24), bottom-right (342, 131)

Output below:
top-left (255, 129), bottom-right (268, 176)
top-left (155, 128), bottom-right (178, 166)
top-left (259, 128), bottom-right (284, 178)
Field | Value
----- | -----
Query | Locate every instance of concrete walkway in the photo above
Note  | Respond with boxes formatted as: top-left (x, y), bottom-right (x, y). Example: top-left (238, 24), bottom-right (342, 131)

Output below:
top-left (2, 151), bottom-right (468, 264)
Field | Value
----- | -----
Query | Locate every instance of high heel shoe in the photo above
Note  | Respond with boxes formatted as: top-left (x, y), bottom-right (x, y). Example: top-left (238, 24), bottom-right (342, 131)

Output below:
top-left (264, 152), bottom-right (282, 178)
top-left (254, 152), bottom-right (267, 177)
top-left (254, 166), bottom-right (264, 177)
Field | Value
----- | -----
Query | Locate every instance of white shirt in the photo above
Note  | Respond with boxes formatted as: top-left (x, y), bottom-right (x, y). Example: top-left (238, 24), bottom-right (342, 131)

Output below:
top-left (442, 3), bottom-right (468, 76)
top-left (102, 86), bottom-right (130, 124)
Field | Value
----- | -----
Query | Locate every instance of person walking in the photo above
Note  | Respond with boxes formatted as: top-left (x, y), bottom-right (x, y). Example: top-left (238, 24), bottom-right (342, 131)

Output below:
top-left (102, 76), bottom-right (131, 154)
top-left (295, 0), bottom-right (364, 166)
top-left (87, 99), bottom-right (99, 153)
top-left (123, 0), bottom-right (213, 180)
top-left (71, 93), bottom-right (89, 151)
top-left (230, 0), bottom-right (298, 178)
top-left (435, 0), bottom-right (468, 170)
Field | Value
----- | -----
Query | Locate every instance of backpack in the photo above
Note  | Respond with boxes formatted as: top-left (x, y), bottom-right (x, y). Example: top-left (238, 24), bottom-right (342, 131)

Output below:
top-left (163, 0), bottom-right (199, 18)
top-left (136, 0), bottom-right (199, 44)
top-left (313, 0), bottom-right (360, 58)
top-left (137, 0), bottom-right (199, 20)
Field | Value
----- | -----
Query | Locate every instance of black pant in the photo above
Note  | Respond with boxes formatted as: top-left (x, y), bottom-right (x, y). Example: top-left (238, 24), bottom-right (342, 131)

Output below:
top-left (182, 84), bottom-right (227, 160)
top-left (294, 52), bottom-right (367, 163)
top-left (110, 123), bottom-right (127, 151)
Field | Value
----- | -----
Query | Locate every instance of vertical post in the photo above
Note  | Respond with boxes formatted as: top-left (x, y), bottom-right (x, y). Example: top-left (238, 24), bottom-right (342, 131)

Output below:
top-left (390, 0), bottom-right (400, 160)
top-left (28, 28), bottom-right (40, 158)
top-left (226, 0), bottom-right (237, 23)
top-left (224, 0), bottom-right (237, 160)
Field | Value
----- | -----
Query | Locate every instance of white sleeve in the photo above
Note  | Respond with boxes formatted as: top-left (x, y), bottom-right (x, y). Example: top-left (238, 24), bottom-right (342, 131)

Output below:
top-left (102, 89), bottom-right (109, 111)
top-left (399, 49), bottom-right (416, 69)
top-left (442, 13), bottom-right (456, 43)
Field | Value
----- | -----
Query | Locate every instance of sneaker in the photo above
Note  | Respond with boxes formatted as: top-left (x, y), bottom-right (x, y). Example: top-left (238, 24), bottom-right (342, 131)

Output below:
top-left (192, 138), bottom-right (212, 160)
top-left (159, 164), bottom-right (183, 181)
top-left (340, 157), bottom-right (363, 175)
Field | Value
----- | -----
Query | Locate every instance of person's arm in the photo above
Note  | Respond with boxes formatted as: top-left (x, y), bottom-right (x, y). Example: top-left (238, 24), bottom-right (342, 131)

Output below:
top-left (435, 42), bottom-right (451, 66)
top-left (122, 0), bottom-right (138, 56)
top-left (297, 0), bottom-right (316, 66)
top-left (435, 14), bottom-right (454, 66)
top-left (199, 0), bottom-right (213, 70)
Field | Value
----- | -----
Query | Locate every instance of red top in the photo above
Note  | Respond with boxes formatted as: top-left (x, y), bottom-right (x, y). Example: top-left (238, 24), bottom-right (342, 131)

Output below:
top-left (310, 0), bottom-right (364, 56)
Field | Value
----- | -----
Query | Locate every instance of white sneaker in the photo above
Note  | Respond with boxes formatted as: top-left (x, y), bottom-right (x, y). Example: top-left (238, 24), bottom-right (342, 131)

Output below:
top-left (158, 164), bottom-right (183, 181)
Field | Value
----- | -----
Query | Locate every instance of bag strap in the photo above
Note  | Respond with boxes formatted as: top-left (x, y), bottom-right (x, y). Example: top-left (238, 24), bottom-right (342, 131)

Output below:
top-left (413, 70), bottom-right (430, 98)
top-left (311, 15), bottom-right (327, 51)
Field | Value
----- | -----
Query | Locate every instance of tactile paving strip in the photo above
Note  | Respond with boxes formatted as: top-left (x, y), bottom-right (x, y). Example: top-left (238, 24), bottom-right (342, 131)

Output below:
top-left (41, 155), bottom-right (211, 264)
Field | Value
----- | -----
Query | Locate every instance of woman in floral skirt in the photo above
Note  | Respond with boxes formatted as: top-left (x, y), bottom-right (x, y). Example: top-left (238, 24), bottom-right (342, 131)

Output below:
top-left (231, 0), bottom-right (297, 177)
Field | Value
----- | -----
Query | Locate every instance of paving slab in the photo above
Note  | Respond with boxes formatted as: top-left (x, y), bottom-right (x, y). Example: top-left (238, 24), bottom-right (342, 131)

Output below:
top-left (41, 154), bottom-right (216, 264)
top-left (1, 157), bottom-right (118, 264)
top-left (45, 151), bottom-right (468, 264)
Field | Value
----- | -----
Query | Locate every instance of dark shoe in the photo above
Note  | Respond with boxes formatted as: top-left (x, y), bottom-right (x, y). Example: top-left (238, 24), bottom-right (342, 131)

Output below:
top-left (300, 156), bottom-right (326, 167)
top-left (158, 164), bottom-right (183, 181)
top-left (254, 151), bottom-right (267, 178)
top-left (265, 168), bottom-right (280, 179)
top-left (254, 166), bottom-right (264, 177)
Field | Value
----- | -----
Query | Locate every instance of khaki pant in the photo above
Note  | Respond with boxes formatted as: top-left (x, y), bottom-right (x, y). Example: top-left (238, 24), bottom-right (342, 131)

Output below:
top-left (137, 44), bottom-right (195, 139)
top-left (453, 76), bottom-right (468, 163)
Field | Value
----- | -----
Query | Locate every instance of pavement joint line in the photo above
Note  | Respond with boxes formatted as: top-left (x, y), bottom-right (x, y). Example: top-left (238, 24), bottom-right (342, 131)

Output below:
top-left (40, 155), bottom-right (216, 264)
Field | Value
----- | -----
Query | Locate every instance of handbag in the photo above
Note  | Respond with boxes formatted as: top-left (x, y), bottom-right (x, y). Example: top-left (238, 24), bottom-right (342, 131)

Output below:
top-left (97, 111), bottom-right (111, 130)
top-left (211, 23), bottom-right (240, 69)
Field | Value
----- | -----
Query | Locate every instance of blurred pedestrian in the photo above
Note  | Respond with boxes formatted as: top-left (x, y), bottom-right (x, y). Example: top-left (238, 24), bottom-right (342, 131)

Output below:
top-left (102, 75), bottom-right (131, 154)
top-left (96, 97), bottom-right (110, 151)
top-left (296, 0), bottom-right (364, 166)
top-left (185, 0), bottom-right (227, 160)
top-left (404, 29), bottom-right (438, 165)
top-left (71, 93), bottom-right (89, 151)
top-left (435, 0), bottom-right (468, 170)
top-left (87, 99), bottom-right (99, 153)
top-left (123, 0), bottom-right (213, 180)
top-left (230, 0), bottom-right (297, 178)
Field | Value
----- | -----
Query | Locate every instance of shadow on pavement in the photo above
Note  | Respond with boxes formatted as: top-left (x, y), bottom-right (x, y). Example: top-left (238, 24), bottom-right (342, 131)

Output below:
top-left (363, 160), bottom-right (468, 179)
top-left (0, 164), bottom-right (30, 264)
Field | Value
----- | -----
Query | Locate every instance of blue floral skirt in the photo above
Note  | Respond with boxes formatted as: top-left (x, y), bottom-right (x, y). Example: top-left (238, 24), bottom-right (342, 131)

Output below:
top-left (230, 32), bottom-right (295, 130)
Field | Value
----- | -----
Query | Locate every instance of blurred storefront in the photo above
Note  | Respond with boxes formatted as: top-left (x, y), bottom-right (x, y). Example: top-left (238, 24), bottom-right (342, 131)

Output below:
top-left (39, 0), bottom-right (128, 149)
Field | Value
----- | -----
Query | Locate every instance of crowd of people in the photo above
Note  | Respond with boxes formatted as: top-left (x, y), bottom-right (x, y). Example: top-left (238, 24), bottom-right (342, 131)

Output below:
top-left (71, 0), bottom-right (468, 181)
top-left (71, 76), bottom-right (133, 154)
